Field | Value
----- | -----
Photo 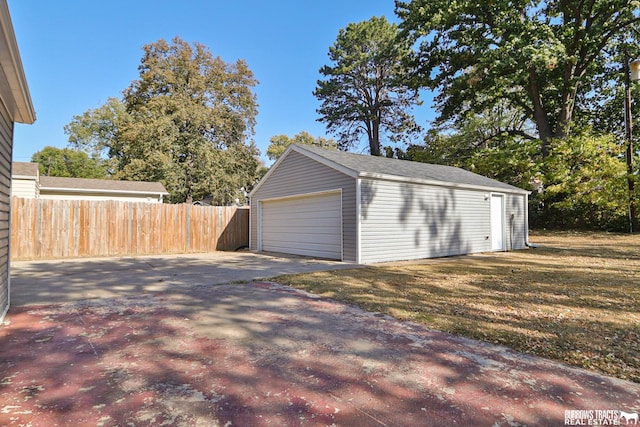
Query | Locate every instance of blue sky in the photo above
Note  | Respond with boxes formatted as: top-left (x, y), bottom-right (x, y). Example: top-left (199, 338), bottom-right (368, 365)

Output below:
top-left (9, 0), bottom-right (434, 165)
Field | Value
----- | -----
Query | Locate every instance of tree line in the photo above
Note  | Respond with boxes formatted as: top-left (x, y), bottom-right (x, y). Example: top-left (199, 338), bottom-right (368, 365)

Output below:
top-left (34, 1), bottom-right (640, 231)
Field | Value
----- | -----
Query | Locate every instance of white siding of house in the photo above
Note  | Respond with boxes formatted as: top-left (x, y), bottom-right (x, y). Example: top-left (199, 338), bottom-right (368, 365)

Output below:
top-left (250, 150), bottom-right (357, 262)
top-left (11, 177), bottom-right (37, 198)
top-left (358, 178), bottom-right (495, 264)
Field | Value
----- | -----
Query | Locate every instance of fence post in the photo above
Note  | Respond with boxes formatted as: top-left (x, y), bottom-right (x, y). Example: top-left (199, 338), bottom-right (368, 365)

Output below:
top-left (185, 203), bottom-right (191, 252)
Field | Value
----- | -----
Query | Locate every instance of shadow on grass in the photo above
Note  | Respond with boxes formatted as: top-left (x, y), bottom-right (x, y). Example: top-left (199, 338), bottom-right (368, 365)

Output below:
top-left (275, 234), bottom-right (640, 383)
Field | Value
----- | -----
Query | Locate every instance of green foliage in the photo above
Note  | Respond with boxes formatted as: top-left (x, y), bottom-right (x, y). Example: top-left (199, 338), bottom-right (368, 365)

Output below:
top-left (531, 133), bottom-right (631, 230)
top-left (315, 16), bottom-right (421, 156)
top-left (120, 37), bottom-right (260, 204)
top-left (398, 109), bottom-right (631, 230)
top-left (396, 0), bottom-right (640, 153)
top-left (395, 105), bottom-right (539, 189)
top-left (399, 134), bottom-right (539, 191)
top-left (64, 97), bottom-right (127, 175)
top-left (65, 37), bottom-right (261, 204)
top-left (31, 146), bottom-right (108, 178)
top-left (266, 131), bottom-right (337, 161)
top-left (396, 0), bottom-right (639, 230)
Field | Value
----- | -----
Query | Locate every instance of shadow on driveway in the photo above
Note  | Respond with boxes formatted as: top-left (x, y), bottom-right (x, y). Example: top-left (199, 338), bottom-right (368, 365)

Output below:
top-left (2, 253), bottom-right (640, 426)
top-left (10, 251), bottom-right (356, 306)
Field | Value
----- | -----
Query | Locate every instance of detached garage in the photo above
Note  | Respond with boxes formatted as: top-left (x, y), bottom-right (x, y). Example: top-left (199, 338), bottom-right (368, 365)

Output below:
top-left (250, 144), bottom-right (530, 264)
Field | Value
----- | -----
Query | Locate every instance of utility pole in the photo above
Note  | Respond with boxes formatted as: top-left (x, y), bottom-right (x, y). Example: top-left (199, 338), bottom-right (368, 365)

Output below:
top-left (624, 57), bottom-right (639, 233)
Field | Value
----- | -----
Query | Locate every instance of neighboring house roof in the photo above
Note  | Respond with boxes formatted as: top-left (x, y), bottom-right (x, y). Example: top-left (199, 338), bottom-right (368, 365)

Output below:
top-left (0, 0), bottom-right (35, 124)
top-left (12, 161), bottom-right (38, 178)
top-left (254, 144), bottom-right (529, 196)
top-left (39, 176), bottom-right (169, 196)
top-left (10, 161), bottom-right (169, 197)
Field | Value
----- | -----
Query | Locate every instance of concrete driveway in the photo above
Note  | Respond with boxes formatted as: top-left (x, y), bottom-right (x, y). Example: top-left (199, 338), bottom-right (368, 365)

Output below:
top-left (9, 251), bottom-right (355, 306)
top-left (2, 253), bottom-right (640, 426)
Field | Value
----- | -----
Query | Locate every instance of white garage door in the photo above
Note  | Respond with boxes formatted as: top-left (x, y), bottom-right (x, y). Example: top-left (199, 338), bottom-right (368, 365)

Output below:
top-left (260, 191), bottom-right (342, 260)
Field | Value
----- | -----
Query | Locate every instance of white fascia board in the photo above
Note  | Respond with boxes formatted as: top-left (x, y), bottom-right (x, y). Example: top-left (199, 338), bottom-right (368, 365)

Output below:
top-left (39, 187), bottom-right (168, 196)
top-left (358, 172), bottom-right (531, 196)
top-left (0, 0), bottom-right (35, 124)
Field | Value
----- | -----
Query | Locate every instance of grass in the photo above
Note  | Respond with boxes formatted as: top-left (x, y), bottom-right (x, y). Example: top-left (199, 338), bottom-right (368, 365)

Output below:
top-left (273, 231), bottom-right (640, 383)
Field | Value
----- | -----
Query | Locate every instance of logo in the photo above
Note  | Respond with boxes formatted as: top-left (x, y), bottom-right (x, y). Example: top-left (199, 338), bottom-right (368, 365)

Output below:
top-left (564, 409), bottom-right (639, 425)
top-left (620, 412), bottom-right (639, 425)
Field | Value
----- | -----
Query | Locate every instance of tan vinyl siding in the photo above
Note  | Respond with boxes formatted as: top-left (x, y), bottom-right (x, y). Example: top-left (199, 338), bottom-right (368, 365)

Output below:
top-left (11, 177), bottom-right (37, 198)
top-left (250, 151), bottom-right (357, 262)
top-left (359, 178), bottom-right (494, 264)
top-left (0, 101), bottom-right (13, 318)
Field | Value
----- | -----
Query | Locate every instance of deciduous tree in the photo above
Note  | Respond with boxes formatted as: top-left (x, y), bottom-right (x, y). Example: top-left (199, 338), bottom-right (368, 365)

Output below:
top-left (31, 146), bottom-right (108, 178)
top-left (266, 131), bottom-right (337, 161)
top-left (532, 132), bottom-right (629, 230)
top-left (396, 0), bottom-right (640, 156)
top-left (65, 97), bottom-right (127, 175)
top-left (65, 37), bottom-right (261, 204)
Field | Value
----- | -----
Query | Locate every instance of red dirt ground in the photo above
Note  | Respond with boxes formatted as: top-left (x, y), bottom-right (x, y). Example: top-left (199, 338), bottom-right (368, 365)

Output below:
top-left (1, 282), bottom-right (639, 426)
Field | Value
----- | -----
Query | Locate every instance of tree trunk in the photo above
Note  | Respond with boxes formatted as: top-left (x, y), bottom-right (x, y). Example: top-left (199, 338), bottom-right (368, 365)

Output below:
top-left (527, 68), bottom-right (553, 156)
top-left (369, 118), bottom-right (381, 156)
top-left (554, 67), bottom-right (579, 140)
top-left (624, 58), bottom-right (639, 233)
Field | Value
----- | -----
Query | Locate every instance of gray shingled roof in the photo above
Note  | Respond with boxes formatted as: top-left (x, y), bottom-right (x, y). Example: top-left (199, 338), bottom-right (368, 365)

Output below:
top-left (39, 176), bottom-right (168, 195)
top-left (11, 162), bottom-right (169, 195)
top-left (12, 162), bottom-right (38, 177)
top-left (293, 144), bottom-right (528, 194)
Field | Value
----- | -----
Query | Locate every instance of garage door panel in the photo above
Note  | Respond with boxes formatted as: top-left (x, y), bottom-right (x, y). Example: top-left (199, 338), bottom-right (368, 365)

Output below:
top-left (265, 207), bottom-right (339, 218)
top-left (262, 232), bottom-right (340, 245)
top-left (261, 192), bottom-right (342, 260)
top-left (263, 240), bottom-right (339, 251)
top-left (262, 218), bottom-right (340, 229)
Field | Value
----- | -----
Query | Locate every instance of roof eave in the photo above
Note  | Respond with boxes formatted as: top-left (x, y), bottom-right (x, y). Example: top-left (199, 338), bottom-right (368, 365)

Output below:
top-left (39, 187), bottom-right (169, 196)
top-left (358, 172), bottom-right (531, 195)
top-left (0, 0), bottom-right (35, 124)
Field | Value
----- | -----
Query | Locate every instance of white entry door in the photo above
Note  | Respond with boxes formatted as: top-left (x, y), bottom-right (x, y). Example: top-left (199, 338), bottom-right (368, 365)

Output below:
top-left (260, 191), bottom-right (342, 259)
top-left (491, 194), bottom-right (505, 251)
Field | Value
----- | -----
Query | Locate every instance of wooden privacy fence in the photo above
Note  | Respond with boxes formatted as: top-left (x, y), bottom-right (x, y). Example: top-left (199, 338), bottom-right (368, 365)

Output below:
top-left (10, 197), bottom-right (249, 260)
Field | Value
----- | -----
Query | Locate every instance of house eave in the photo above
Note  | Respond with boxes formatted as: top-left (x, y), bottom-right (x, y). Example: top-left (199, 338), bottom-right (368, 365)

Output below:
top-left (358, 172), bottom-right (531, 195)
top-left (0, 0), bottom-right (35, 124)
top-left (39, 187), bottom-right (169, 197)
